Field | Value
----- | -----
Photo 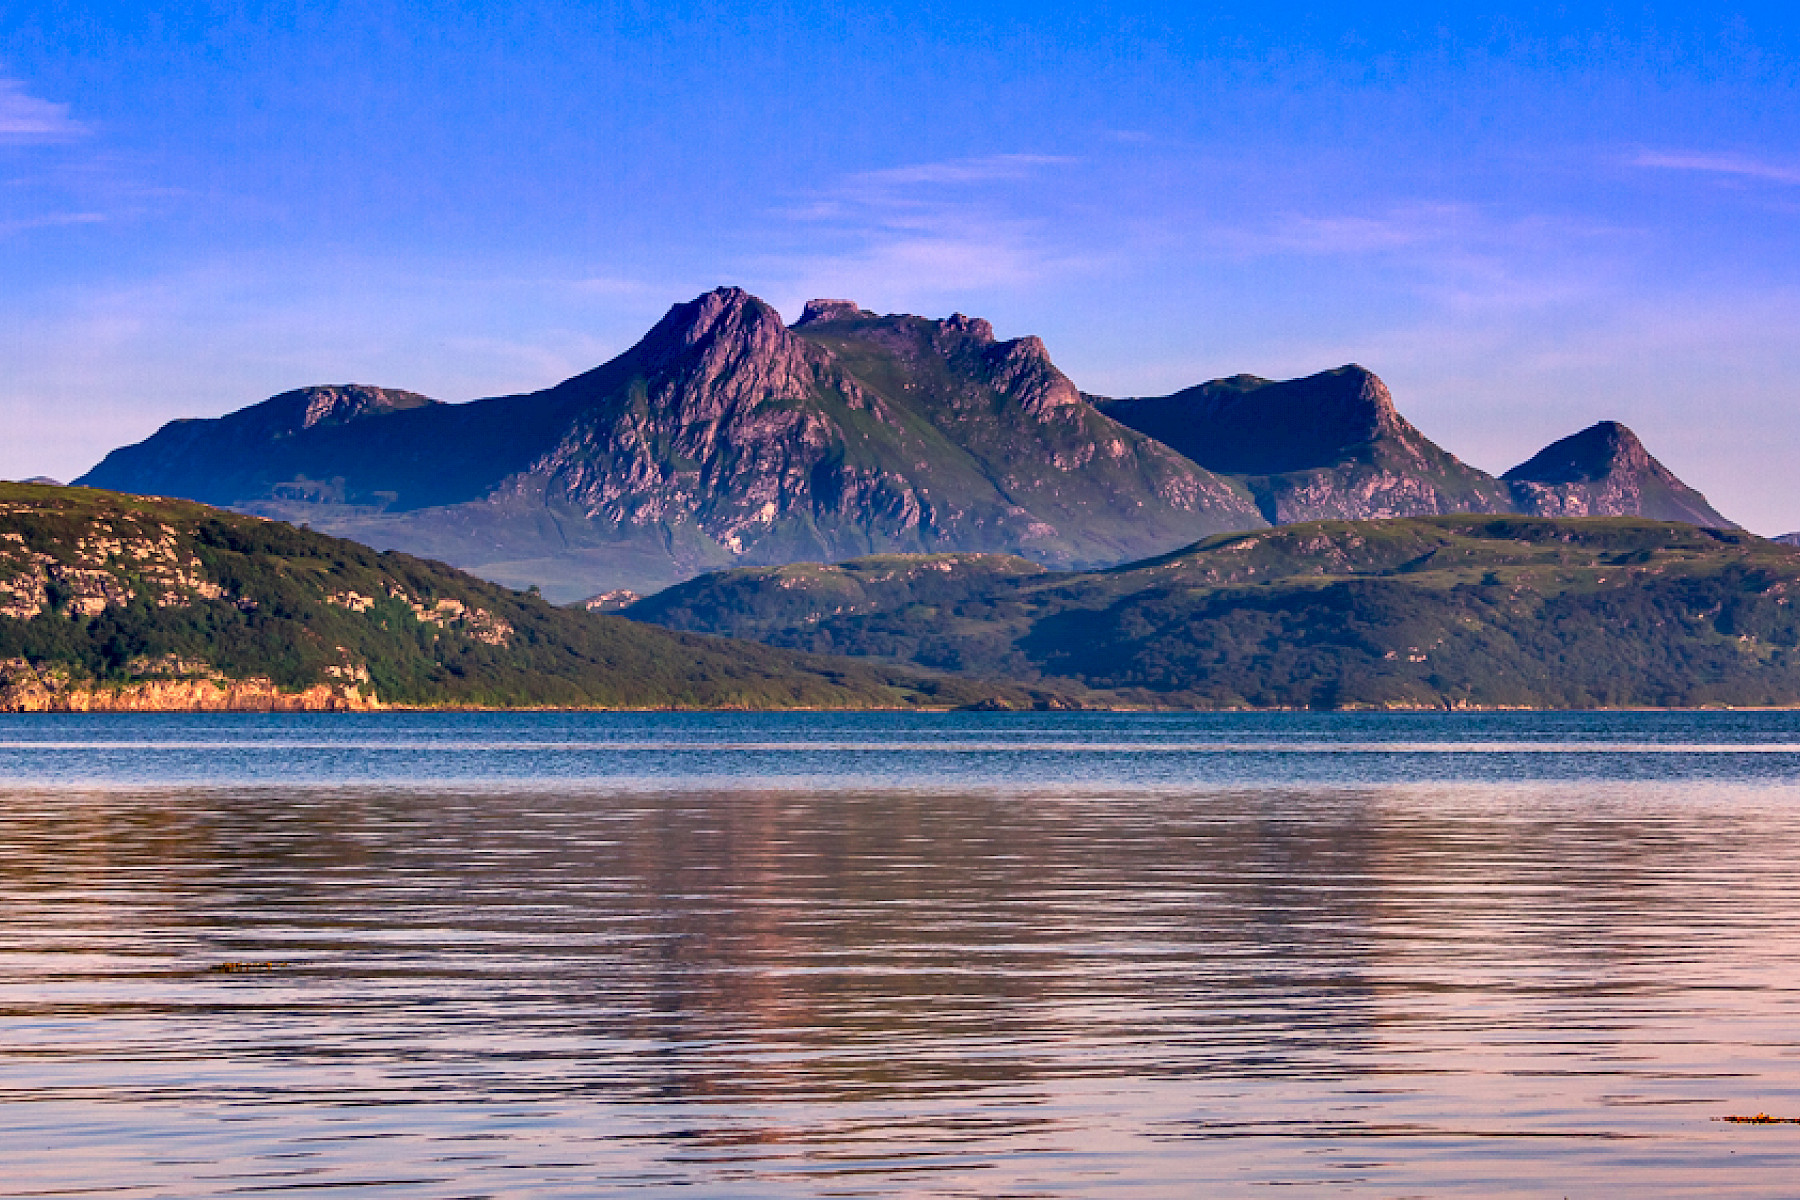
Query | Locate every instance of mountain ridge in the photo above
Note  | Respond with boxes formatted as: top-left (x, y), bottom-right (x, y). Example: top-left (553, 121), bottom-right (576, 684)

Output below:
top-left (82, 288), bottom-right (1266, 599)
top-left (77, 287), bottom-right (1734, 599)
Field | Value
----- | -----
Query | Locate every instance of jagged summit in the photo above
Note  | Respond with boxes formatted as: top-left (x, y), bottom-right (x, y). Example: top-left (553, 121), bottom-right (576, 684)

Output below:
top-left (1504, 421), bottom-right (1734, 527)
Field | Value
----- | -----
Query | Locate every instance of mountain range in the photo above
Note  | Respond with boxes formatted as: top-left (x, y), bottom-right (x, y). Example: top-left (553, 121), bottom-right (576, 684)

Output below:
top-left (78, 287), bottom-right (1734, 602)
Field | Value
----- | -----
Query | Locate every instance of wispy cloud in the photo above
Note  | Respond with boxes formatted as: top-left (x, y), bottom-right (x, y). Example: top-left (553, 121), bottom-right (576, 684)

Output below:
top-left (1236, 203), bottom-right (1477, 254)
top-left (0, 79), bottom-right (86, 141)
top-left (0, 211), bottom-right (104, 238)
top-left (844, 153), bottom-right (1076, 189)
top-left (1635, 149), bottom-right (1800, 186)
top-left (756, 153), bottom-right (1095, 307)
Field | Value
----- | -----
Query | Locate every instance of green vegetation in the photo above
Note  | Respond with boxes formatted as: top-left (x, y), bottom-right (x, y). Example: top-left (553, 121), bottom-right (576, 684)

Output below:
top-left (629, 517), bottom-right (1800, 709)
top-left (0, 483), bottom-right (1049, 710)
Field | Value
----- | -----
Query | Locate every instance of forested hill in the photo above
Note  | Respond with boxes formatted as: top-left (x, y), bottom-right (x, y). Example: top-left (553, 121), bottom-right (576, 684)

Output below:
top-left (0, 483), bottom-right (1046, 711)
top-left (628, 517), bottom-right (1800, 709)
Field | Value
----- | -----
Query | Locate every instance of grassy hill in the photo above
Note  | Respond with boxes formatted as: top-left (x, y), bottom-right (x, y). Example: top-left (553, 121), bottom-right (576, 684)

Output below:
top-left (628, 517), bottom-right (1800, 709)
top-left (0, 483), bottom-right (1049, 711)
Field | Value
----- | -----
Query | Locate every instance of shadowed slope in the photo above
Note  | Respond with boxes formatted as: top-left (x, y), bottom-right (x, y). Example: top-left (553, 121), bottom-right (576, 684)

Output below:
top-left (1095, 366), bottom-right (1515, 523)
top-left (1504, 421), bottom-right (1735, 528)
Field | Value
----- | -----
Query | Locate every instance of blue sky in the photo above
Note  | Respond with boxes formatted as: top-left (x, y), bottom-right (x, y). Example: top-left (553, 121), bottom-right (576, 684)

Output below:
top-left (4, 2), bottom-right (1799, 530)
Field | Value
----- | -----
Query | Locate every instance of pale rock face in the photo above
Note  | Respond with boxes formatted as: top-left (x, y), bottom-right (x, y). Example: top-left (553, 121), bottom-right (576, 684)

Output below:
top-left (0, 658), bottom-right (378, 712)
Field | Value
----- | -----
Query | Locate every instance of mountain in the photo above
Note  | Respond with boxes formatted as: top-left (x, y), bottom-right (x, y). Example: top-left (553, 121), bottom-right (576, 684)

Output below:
top-left (78, 289), bottom-right (1739, 599)
top-left (1502, 420), bottom-right (1735, 528)
top-left (628, 517), bottom-right (1800, 709)
top-left (80, 289), bottom-right (1263, 601)
top-left (1092, 365), bottom-right (1515, 523)
top-left (0, 482), bottom-right (1055, 711)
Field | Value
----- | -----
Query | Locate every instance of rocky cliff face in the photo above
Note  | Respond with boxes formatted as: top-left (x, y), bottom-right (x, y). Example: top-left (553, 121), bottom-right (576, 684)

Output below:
top-left (81, 288), bottom-right (1263, 599)
top-left (1095, 366), bottom-right (1515, 523)
top-left (0, 657), bottom-right (377, 712)
top-left (1503, 421), bottom-right (1734, 528)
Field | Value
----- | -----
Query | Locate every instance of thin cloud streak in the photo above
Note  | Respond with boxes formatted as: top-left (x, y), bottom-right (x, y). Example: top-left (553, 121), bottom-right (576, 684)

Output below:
top-left (0, 211), bottom-right (104, 237)
top-left (846, 154), bottom-right (1077, 189)
top-left (0, 79), bottom-right (86, 140)
top-left (1635, 150), bottom-right (1800, 186)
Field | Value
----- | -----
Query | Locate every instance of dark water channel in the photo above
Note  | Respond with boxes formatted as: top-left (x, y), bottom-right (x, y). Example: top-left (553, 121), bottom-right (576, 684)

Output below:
top-left (3, 712), bottom-right (1800, 1196)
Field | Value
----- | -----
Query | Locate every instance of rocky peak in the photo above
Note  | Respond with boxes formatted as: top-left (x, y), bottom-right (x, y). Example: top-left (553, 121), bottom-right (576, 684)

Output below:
top-left (639, 287), bottom-right (781, 363)
top-left (983, 335), bottom-right (1083, 415)
top-left (234, 385), bottom-right (440, 441)
top-left (942, 313), bottom-right (995, 341)
top-left (793, 299), bottom-right (872, 326)
top-left (1502, 421), bottom-right (1651, 485)
top-left (627, 287), bottom-right (834, 415)
top-left (1268, 364), bottom-right (1403, 446)
top-left (1095, 364), bottom-right (1411, 477)
top-left (1503, 421), bottom-right (1734, 527)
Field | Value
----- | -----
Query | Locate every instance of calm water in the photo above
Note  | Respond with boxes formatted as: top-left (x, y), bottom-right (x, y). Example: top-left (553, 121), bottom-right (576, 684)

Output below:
top-left (5, 712), bottom-right (1800, 1197)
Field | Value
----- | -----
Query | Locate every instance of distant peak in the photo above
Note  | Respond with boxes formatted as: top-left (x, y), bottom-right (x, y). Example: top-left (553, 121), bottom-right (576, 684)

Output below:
top-left (1504, 421), bottom-right (1650, 484)
top-left (215, 385), bottom-right (441, 441)
top-left (643, 287), bottom-right (788, 359)
top-left (794, 299), bottom-right (870, 326)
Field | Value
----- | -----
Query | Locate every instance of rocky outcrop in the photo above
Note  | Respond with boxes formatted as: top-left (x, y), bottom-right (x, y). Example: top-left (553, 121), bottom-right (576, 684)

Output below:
top-left (1095, 366), bottom-right (1514, 523)
top-left (0, 658), bottom-right (378, 712)
top-left (1503, 421), bottom-right (1734, 528)
top-left (794, 299), bottom-right (872, 325)
top-left (256, 385), bottom-right (440, 436)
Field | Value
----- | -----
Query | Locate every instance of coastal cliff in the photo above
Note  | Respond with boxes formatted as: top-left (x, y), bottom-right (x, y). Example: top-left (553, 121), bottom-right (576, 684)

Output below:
top-left (0, 658), bottom-right (377, 712)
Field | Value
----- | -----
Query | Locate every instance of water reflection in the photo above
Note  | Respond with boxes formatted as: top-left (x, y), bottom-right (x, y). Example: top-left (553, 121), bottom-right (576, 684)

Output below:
top-left (3, 722), bottom-right (1800, 1194)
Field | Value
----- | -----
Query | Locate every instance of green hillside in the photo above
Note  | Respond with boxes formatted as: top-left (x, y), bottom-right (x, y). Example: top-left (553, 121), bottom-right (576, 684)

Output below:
top-left (0, 483), bottom-right (1047, 711)
top-left (628, 517), bottom-right (1800, 709)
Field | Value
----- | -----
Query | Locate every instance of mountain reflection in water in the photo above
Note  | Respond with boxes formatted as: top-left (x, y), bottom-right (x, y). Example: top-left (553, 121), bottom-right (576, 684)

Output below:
top-left (3, 712), bottom-right (1800, 1196)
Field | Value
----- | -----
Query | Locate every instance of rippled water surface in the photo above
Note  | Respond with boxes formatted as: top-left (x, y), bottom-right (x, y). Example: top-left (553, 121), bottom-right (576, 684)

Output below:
top-left (6, 711), bottom-right (1800, 1196)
